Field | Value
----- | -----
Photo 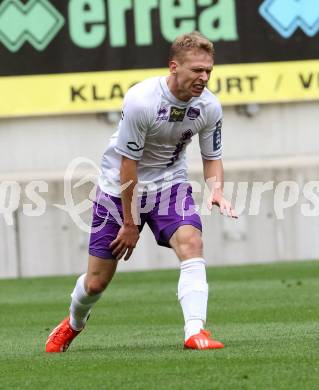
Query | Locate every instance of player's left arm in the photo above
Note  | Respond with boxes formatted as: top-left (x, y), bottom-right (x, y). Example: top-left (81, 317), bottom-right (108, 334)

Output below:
top-left (202, 158), bottom-right (238, 218)
top-left (199, 99), bottom-right (237, 218)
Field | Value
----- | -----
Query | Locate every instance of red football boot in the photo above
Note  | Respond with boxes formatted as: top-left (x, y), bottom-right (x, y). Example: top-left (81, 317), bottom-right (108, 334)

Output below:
top-left (184, 329), bottom-right (224, 350)
top-left (45, 316), bottom-right (81, 353)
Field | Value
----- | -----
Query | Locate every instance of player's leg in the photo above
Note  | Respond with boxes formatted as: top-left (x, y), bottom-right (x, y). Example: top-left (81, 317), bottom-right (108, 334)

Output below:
top-left (69, 255), bottom-right (118, 331)
top-left (69, 189), bottom-right (122, 330)
top-left (46, 189), bottom-right (121, 353)
top-left (169, 225), bottom-right (224, 349)
top-left (148, 183), bottom-right (223, 349)
top-left (45, 256), bottom-right (118, 353)
top-left (169, 224), bottom-right (203, 260)
top-left (169, 225), bottom-right (207, 338)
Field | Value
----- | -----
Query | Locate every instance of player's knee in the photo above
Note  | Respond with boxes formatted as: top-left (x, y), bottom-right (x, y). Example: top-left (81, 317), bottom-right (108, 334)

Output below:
top-left (86, 278), bottom-right (108, 295)
top-left (178, 234), bottom-right (203, 257)
top-left (187, 235), bottom-right (203, 253)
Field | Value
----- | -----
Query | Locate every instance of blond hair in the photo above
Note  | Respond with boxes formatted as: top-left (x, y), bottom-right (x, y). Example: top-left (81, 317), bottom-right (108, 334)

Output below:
top-left (169, 31), bottom-right (214, 63)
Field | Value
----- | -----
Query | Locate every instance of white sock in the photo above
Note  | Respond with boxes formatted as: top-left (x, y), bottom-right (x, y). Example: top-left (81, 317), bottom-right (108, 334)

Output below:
top-left (178, 258), bottom-right (209, 341)
top-left (69, 274), bottom-right (101, 331)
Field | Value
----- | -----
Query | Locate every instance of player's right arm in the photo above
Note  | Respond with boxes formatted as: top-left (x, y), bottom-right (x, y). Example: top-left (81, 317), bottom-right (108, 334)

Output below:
top-left (110, 156), bottom-right (140, 261)
top-left (109, 88), bottom-right (150, 260)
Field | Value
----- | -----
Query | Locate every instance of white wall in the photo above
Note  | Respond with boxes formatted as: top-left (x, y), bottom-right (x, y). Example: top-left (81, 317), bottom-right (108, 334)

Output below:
top-left (1, 101), bottom-right (319, 174)
top-left (1, 101), bottom-right (319, 278)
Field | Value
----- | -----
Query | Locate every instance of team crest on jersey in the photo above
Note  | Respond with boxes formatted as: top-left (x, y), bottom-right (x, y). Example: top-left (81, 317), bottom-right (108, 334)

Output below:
top-left (187, 107), bottom-right (200, 120)
top-left (156, 107), bottom-right (169, 121)
top-left (169, 107), bottom-right (186, 122)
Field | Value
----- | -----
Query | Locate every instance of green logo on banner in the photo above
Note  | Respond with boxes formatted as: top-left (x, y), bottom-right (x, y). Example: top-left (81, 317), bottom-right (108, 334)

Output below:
top-left (0, 0), bottom-right (64, 52)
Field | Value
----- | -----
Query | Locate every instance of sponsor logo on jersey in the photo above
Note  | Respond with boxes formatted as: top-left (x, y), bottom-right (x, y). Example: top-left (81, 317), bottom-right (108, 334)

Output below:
top-left (169, 106), bottom-right (186, 122)
top-left (213, 120), bottom-right (222, 150)
top-left (156, 107), bottom-right (168, 121)
top-left (187, 107), bottom-right (200, 120)
top-left (127, 141), bottom-right (144, 152)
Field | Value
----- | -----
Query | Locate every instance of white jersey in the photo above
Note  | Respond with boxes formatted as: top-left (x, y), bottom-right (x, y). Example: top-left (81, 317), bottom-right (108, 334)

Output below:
top-left (99, 76), bottom-right (222, 196)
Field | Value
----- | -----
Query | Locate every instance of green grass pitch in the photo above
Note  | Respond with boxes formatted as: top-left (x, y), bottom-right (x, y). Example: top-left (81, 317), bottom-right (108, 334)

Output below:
top-left (1, 260), bottom-right (319, 389)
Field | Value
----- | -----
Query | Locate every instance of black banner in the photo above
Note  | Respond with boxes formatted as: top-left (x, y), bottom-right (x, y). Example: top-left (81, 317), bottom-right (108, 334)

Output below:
top-left (0, 0), bottom-right (318, 77)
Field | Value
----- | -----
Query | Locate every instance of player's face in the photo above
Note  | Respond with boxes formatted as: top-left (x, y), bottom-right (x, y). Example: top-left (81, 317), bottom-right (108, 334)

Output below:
top-left (170, 49), bottom-right (213, 101)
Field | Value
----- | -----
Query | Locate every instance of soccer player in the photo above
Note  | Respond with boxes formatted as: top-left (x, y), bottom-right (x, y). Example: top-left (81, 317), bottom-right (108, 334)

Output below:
top-left (46, 31), bottom-right (237, 352)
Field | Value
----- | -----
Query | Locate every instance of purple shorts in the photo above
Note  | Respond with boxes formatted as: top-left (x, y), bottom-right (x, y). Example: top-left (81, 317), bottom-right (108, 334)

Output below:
top-left (89, 183), bottom-right (202, 259)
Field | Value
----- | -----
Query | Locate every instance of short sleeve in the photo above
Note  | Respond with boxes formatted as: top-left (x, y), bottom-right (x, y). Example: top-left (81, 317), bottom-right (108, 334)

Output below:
top-left (114, 92), bottom-right (149, 160)
top-left (198, 100), bottom-right (223, 160)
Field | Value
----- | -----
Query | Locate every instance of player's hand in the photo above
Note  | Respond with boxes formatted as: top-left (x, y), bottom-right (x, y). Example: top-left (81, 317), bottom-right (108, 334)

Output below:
top-left (110, 224), bottom-right (140, 261)
top-left (207, 191), bottom-right (238, 219)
